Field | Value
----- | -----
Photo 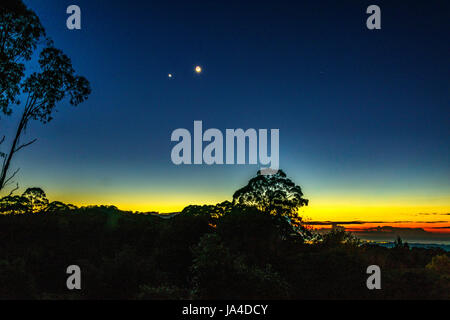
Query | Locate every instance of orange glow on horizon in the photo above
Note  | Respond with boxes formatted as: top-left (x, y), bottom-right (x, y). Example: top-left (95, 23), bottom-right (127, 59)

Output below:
top-left (311, 222), bottom-right (450, 234)
top-left (42, 189), bottom-right (450, 235)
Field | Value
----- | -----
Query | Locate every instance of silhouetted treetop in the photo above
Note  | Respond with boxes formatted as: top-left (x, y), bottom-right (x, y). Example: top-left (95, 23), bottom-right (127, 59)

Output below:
top-left (45, 201), bottom-right (77, 213)
top-left (22, 187), bottom-right (48, 213)
top-left (0, 0), bottom-right (46, 115)
top-left (0, 187), bottom-right (77, 214)
top-left (232, 170), bottom-right (308, 226)
top-left (0, 194), bottom-right (29, 214)
top-left (0, 0), bottom-right (91, 193)
top-left (182, 201), bottom-right (233, 220)
top-left (22, 46), bottom-right (91, 124)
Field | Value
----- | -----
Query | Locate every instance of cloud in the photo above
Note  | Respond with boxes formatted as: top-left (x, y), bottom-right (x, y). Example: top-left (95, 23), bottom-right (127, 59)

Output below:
top-left (306, 215), bottom-right (450, 243)
top-left (352, 226), bottom-right (449, 241)
top-left (306, 221), bottom-right (375, 225)
top-left (415, 213), bottom-right (450, 216)
top-left (324, 225), bottom-right (450, 243)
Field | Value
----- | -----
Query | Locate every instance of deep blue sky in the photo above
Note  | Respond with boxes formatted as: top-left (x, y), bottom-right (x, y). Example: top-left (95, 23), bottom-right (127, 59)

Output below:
top-left (6, 0), bottom-right (449, 217)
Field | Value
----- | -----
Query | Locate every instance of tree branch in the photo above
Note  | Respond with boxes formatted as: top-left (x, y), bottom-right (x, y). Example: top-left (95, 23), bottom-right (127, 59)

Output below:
top-left (7, 182), bottom-right (19, 196)
top-left (3, 167), bottom-right (20, 187)
top-left (14, 138), bottom-right (37, 153)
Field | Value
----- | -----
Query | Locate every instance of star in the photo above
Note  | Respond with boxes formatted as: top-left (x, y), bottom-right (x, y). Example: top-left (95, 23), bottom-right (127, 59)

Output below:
top-left (195, 66), bottom-right (202, 74)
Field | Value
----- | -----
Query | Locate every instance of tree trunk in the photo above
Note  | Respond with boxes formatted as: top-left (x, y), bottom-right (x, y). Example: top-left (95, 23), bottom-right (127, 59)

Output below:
top-left (0, 109), bottom-right (27, 191)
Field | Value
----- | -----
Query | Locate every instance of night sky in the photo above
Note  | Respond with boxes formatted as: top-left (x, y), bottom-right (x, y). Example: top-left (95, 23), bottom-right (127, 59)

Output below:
top-left (5, 1), bottom-right (449, 233)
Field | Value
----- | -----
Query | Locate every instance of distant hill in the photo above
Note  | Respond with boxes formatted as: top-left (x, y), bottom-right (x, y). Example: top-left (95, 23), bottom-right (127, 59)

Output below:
top-left (148, 212), bottom-right (181, 219)
top-left (374, 241), bottom-right (450, 252)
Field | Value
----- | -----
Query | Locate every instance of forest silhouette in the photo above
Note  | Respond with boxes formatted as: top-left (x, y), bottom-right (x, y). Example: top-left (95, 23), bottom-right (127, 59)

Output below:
top-left (0, 1), bottom-right (449, 300)
top-left (0, 170), bottom-right (449, 300)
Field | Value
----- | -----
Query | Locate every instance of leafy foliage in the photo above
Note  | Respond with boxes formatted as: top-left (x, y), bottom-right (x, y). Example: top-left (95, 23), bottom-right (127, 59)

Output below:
top-left (0, 0), bottom-right (46, 115)
top-left (22, 46), bottom-right (91, 124)
top-left (22, 187), bottom-right (48, 213)
top-left (0, 0), bottom-right (91, 193)
top-left (319, 225), bottom-right (361, 247)
top-left (0, 194), bottom-right (29, 214)
top-left (181, 200), bottom-right (233, 220)
top-left (0, 195), bottom-right (448, 299)
top-left (233, 170), bottom-right (308, 226)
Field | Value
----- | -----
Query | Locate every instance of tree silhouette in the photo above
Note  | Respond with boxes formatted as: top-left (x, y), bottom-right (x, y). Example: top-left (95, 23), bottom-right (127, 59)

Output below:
top-left (0, 0), bottom-right (91, 192)
top-left (22, 187), bottom-right (48, 213)
top-left (182, 201), bottom-right (233, 220)
top-left (232, 169), bottom-right (308, 226)
top-left (320, 225), bottom-right (360, 247)
top-left (0, 194), bottom-right (29, 214)
top-left (45, 201), bottom-right (77, 213)
top-left (394, 236), bottom-right (409, 249)
top-left (0, 0), bottom-right (45, 116)
top-left (0, 192), bottom-right (448, 299)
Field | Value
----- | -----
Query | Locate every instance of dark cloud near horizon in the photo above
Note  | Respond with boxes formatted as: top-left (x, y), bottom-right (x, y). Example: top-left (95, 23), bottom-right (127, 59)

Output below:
top-left (351, 226), bottom-right (450, 242)
top-left (315, 225), bottom-right (450, 243)
top-left (415, 213), bottom-right (450, 216)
